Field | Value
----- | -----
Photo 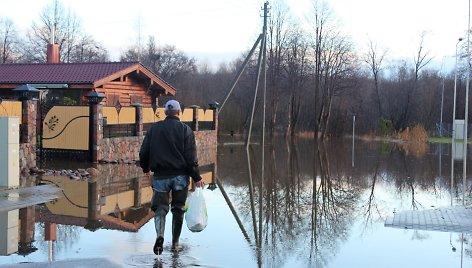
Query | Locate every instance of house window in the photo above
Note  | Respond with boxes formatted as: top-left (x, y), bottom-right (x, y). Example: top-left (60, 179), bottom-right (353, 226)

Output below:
top-left (106, 93), bottom-right (120, 107)
top-left (130, 95), bottom-right (143, 105)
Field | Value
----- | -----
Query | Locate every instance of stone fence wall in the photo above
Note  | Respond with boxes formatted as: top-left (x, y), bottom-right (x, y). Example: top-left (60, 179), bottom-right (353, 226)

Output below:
top-left (16, 99), bottom-right (218, 173)
top-left (98, 129), bottom-right (217, 165)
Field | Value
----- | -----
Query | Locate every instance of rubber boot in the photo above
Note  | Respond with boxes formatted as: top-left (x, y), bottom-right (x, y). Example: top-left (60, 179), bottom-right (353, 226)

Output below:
top-left (153, 214), bottom-right (166, 255)
top-left (171, 211), bottom-right (184, 251)
top-left (151, 190), bottom-right (170, 255)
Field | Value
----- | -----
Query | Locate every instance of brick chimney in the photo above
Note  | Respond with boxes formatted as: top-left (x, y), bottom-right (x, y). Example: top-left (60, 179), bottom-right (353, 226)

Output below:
top-left (47, 44), bottom-right (60, 63)
top-left (46, 28), bottom-right (59, 64)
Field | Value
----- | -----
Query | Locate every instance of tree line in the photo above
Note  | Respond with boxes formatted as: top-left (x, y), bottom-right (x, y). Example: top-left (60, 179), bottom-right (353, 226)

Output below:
top-left (1, 0), bottom-right (470, 139)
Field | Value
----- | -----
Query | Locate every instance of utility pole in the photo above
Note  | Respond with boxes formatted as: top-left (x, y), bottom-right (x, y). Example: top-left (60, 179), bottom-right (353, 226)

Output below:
top-left (259, 0), bottom-right (269, 252)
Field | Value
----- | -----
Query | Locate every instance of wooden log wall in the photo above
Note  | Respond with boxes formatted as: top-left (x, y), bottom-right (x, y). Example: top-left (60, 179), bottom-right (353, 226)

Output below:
top-left (98, 76), bottom-right (153, 107)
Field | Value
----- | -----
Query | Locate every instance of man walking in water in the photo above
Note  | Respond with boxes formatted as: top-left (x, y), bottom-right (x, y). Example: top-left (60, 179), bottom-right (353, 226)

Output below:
top-left (139, 100), bottom-right (204, 255)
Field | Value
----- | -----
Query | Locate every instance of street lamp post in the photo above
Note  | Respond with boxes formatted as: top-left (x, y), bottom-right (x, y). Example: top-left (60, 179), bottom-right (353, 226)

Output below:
top-left (453, 38), bottom-right (464, 143)
top-left (464, 0), bottom-right (471, 205)
top-left (451, 37), bottom-right (463, 203)
top-left (441, 73), bottom-right (445, 137)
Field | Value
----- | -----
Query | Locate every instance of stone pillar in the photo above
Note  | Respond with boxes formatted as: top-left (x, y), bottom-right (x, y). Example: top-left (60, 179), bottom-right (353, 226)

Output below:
top-left (189, 105), bottom-right (199, 131)
top-left (18, 206), bottom-right (36, 255)
top-left (85, 179), bottom-right (103, 231)
top-left (18, 175), bottom-right (36, 255)
top-left (131, 103), bottom-right (143, 137)
top-left (133, 177), bottom-right (142, 208)
top-left (20, 99), bottom-right (37, 172)
top-left (20, 100), bottom-right (37, 146)
top-left (89, 102), bottom-right (103, 163)
top-left (210, 106), bottom-right (219, 131)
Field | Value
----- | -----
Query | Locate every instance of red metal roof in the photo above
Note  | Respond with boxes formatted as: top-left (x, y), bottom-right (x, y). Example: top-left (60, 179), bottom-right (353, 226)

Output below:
top-left (0, 62), bottom-right (138, 84)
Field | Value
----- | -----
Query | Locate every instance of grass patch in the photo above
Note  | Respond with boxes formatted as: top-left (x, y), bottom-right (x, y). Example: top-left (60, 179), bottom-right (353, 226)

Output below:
top-left (429, 137), bottom-right (471, 144)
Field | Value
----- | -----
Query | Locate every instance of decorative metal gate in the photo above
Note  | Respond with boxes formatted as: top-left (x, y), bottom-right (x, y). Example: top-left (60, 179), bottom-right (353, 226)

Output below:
top-left (39, 97), bottom-right (90, 165)
top-left (42, 106), bottom-right (89, 150)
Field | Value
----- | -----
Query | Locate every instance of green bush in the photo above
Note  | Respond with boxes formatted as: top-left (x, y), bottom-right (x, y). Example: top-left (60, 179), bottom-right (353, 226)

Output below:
top-left (377, 118), bottom-right (393, 136)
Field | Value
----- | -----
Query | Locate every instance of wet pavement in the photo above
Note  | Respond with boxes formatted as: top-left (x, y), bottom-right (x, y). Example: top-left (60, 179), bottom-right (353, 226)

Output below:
top-left (0, 185), bottom-right (62, 213)
top-left (385, 206), bottom-right (472, 233)
top-left (0, 258), bottom-right (122, 268)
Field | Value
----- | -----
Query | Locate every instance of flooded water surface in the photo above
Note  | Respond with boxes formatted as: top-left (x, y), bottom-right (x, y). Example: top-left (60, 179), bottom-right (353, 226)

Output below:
top-left (1, 137), bottom-right (472, 267)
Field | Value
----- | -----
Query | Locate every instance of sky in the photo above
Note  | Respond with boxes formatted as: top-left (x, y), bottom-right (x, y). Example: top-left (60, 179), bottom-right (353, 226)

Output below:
top-left (0, 0), bottom-right (469, 70)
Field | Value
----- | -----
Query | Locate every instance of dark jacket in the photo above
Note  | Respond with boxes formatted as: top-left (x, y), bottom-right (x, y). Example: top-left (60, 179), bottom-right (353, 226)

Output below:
top-left (139, 115), bottom-right (202, 182)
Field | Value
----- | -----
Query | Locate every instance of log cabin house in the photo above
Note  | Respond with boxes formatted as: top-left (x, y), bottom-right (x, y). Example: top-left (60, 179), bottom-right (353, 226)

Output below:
top-left (0, 43), bottom-right (175, 108)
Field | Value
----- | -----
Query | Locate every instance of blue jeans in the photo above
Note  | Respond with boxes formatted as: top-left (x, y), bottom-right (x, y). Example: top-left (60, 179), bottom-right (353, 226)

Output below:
top-left (151, 175), bottom-right (190, 215)
top-left (151, 175), bottom-right (189, 239)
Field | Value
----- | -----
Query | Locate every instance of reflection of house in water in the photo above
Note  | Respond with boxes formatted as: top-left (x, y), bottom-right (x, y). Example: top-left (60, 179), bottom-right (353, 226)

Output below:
top-left (0, 163), bottom-right (216, 257)
top-left (39, 174), bottom-right (154, 232)
top-left (38, 164), bottom-right (216, 232)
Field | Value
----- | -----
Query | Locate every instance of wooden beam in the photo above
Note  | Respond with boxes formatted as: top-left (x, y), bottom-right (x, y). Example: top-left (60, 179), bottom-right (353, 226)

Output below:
top-left (93, 63), bottom-right (176, 96)
top-left (137, 65), bottom-right (176, 95)
top-left (93, 64), bottom-right (141, 88)
top-left (68, 84), bottom-right (94, 89)
top-left (0, 84), bottom-right (21, 89)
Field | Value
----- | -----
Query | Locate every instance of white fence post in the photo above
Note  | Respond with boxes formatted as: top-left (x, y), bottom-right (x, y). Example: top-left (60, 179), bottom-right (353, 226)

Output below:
top-left (0, 117), bottom-right (20, 188)
top-left (0, 210), bottom-right (19, 255)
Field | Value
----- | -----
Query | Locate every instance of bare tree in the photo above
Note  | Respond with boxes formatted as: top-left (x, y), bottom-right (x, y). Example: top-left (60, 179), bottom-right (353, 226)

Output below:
top-left (72, 35), bottom-right (109, 62)
top-left (309, 0), bottom-right (330, 139)
top-left (285, 26), bottom-right (309, 136)
top-left (266, 2), bottom-right (290, 135)
top-left (400, 31), bottom-right (432, 128)
top-left (0, 17), bottom-right (19, 63)
top-left (22, 0), bottom-right (108, 63)
top-left (307, 0), bottom-right (356, 139)
top-left (309, 0), bottom-right (336, 138)
top-left (363, 39), bottom-right (387, 119)
top-left (319, 31), bottom-right (356, 138)
top-left (122, 36), bottom-right (196, 86)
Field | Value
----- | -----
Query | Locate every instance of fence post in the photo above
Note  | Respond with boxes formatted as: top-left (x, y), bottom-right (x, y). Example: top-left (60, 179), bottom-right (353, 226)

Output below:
top-left (209, 104), bottom-right (219, 131)
top-left (84, 179), bottom-right (103, 231)
top-left (20, 99), bottom-right (37, 171)
top-left (20, 99), bottom-right (37, 145)
top-left (131, 103), bottom-right (143, 137)
top-left (86, 92), bottom-right (105, 163)
top-left (18, 206), bottom-right (36, 255)
top-left (133, 177), bottom-right (142, 208)
top-left (189, 105), bottom-right (199, 131)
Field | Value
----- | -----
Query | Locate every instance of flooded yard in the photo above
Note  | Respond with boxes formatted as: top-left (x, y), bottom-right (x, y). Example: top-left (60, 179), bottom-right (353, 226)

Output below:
top-left (1, 137), bottom-right (472, 267)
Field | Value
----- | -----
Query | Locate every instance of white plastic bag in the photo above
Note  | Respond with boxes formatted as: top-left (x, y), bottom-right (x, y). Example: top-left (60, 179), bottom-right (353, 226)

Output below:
top-left (185, 188), bottom-right (208, 232)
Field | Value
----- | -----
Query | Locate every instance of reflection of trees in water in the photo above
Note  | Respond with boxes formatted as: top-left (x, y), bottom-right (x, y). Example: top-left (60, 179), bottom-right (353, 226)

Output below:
top-left (34, 212), bottom-right (82, 257)
top-left (358, 155), bottom-right (382, 229)
top-left (217, 137), bottom-right (472, 267)
top-left (463, 234), bottom-right (472, 258)
top-left (221, 138), bottom-right (360, 267)
top-left (308, 141), bottom-right (360, 267)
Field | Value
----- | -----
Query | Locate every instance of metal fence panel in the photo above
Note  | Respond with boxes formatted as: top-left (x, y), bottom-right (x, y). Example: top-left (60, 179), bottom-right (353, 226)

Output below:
top-left (42, 106), bottom-right (89, 150)
top-left (0, 100), bottom-right (22, 119)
